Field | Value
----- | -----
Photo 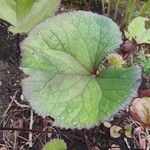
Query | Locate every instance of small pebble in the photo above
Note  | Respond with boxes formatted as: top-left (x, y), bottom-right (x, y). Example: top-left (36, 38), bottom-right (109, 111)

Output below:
top-left (20, 94), bottom-right (25, 101)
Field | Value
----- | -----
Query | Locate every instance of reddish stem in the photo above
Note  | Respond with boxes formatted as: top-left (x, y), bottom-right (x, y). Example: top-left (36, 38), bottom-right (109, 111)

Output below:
top-left (138, 88), bottom-right (150, 97)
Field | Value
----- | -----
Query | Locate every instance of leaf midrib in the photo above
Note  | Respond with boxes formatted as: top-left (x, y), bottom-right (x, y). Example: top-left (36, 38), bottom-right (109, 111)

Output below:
top-left (38, 29), bottom-right (92, 73)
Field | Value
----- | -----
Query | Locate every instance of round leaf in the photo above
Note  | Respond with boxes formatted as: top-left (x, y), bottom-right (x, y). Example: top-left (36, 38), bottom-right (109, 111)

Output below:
top-left (21, 11), bottom-right (141, 129)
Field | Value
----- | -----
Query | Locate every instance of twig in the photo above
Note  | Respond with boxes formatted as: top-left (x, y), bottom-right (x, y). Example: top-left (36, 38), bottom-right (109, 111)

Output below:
top-left (3, 126), bottom-right (13, 149)
top-left (0, 127), bottom-right (70, 141)
top-left (13, 99), bottom-right (30, 108)
top-left (114, 0), bottom-right (119, 21)
top-left (106, 0), bottom-right (111, 17)
top-left (13, 131), bottom-right (18, 150)
top-left (2, 91), bottom-right (18, 118)
top-left (124, 137), bottom-right (131, 149)
top-left (29, 110), bottom-right (34, 147)
top-left (101, 0), bottom-right (105, 15)
top-left (2, 98), bottom-right (14, 118)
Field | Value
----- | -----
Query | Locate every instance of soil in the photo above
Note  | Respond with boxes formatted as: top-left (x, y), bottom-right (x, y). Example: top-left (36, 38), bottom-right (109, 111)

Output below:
top-left (0, 1), bottom-right (149, 150)
top-left (0, 22), bottom-right (21, 113)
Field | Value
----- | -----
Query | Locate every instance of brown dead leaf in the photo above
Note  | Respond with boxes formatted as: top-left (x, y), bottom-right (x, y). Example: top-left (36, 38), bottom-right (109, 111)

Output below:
top-left (0, 147), bottom-right (7, 150)
top-left (130, 97), bottom-right (150, 126)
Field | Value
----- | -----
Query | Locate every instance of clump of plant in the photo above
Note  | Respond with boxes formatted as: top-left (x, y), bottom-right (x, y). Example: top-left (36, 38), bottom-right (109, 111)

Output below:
top-left (104, 122), bottom-right (132, 139)
top-left (20, 10), bottom-right (141, 129)
top-left (138, 51), bottom-right (150, 73)
top-left (42, 139), bottom-right (66, 150)
top-left (123, 0), bottom-right (137, 25)
top-left (0, 0), bottom-right (61, 34)
top-left (139, 0), bottom-right (150, 17)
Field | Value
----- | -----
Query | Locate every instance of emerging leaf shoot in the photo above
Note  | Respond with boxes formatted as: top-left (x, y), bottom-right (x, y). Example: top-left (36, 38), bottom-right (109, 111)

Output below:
top-left (107, 53), bottom-right (125, 68)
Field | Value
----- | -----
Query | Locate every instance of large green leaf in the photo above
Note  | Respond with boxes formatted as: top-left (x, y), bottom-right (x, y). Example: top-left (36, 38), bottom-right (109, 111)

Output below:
top-left (42, 139), bottom-right (66, 150)
top-left (125, 17), bottom-right (150, 44)
top-left (0, 0), bottom-right (60, 34)
top-left (21, 11), bottom-right (141, 129)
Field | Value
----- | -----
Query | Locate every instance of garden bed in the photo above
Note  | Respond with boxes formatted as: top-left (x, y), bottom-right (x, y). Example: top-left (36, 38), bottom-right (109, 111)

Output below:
top-left (0, 0), bottom-right (150, 150)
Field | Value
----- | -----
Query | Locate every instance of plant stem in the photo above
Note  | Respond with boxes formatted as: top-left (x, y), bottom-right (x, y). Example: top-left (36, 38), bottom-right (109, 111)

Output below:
top-left (139, 0), bottom-right (150, 16)
top-left (114, 0), bottom-right (119, 21)
top-left (107, 0), bottom-right (111, 17)
top-left (102, 0), bottom-right (105, 15)
top-left (123, 0), bottom-right (137, 26)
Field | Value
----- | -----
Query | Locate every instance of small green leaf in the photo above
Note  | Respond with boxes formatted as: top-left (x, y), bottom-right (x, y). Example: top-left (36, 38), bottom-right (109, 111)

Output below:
top-left (42, 139), bottom-right (67, 150)
top-left (21, 11), bottom-right (141, 129)
top-left (138, 52), bottom-right (150, 73)
top-left (0, 0), bottom-right (60, 34)
top-left (125, 17), bottom-right (150, 44)
top-left (124, 123), bottom-right (132, 138)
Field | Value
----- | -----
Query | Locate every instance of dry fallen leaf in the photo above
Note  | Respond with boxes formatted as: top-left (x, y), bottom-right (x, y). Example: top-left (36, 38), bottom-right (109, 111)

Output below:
top-left (110, 125), bottom-right (122, 138)
top-left (0, 147), bottom-right (7, 150)
top-left (109, 144), bottom-right (121, 150)
top-left (130, 97), bottom-right (150, 126)
top-left (103, 121), bottom-right (112, 128)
